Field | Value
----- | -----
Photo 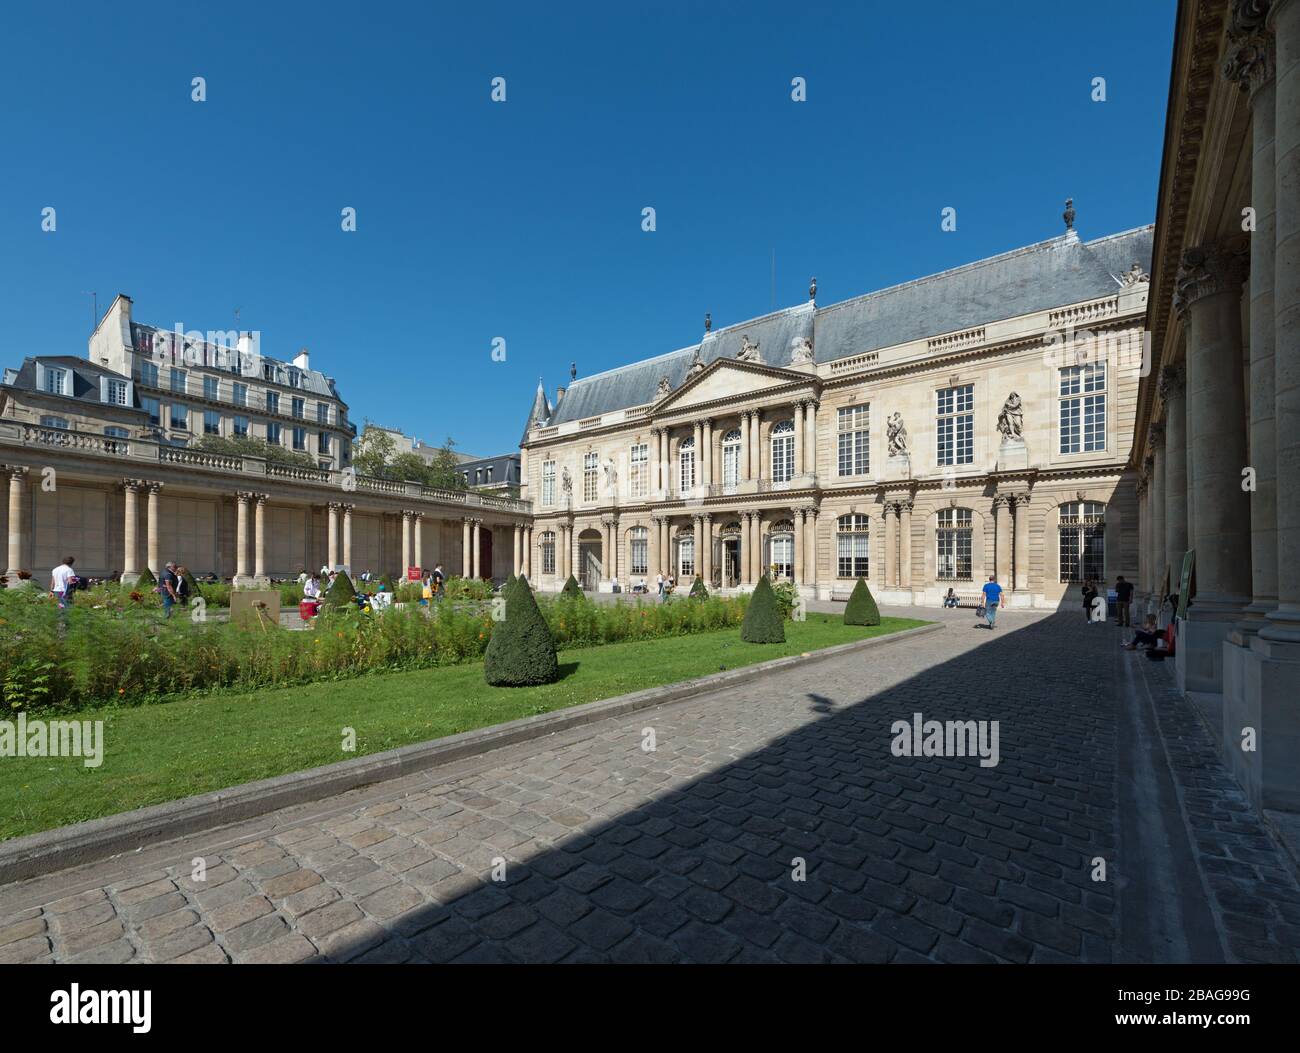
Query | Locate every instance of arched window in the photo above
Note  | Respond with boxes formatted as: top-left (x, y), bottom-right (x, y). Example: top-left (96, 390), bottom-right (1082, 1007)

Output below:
top-left (768, 518), bottom-right (795, 579)
top-left (628, 526), bottom-right (648, 575)
top-left (937, 507), bottom-right (973, 581)
top-left (836, 514), bottom-right (870, 579)
top-left (540, 531), bottom-right (556, 576)
top-left (771, 419), bottom-right (795, 483)
top-left (722, 429), bottom-right (742, 488)
top-left (679, 436), bottom-right (696, 493)
top-left (1059, 501), bottom-right (1105, 582)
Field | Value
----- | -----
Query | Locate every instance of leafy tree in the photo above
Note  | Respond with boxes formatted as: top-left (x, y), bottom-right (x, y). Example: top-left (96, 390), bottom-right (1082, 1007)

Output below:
top-left (390, 452), bottom-right (431, 485)
top-left (428, 438), bottom-right (468, 491)
top-left (484, 575), bottom-right (559, 686)
top-left (741, 575), bottom-right (785, 643)
top-left (843, 578), bottom-right (881, 626)
top-left (194, 434), bottom-right (317, 469)
top-left (353, 424), bottom-right (397, 479)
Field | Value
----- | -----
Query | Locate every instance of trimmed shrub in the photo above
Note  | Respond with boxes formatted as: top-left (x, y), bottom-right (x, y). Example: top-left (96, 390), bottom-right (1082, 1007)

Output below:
top-left (741, 575), bottom-right (785, 643)
top-left (843, 578), bottom-right (880, 626)
top-left (484, 576), bottom-right (559, 686)
top-left (134, 567), bottom-right (156, 588)
top-left (561, 575), bottom-right (583, 599)
top-left (689, 576), bottom-right (708, 599)
top-left (323, 570), bottom-right (357, 609)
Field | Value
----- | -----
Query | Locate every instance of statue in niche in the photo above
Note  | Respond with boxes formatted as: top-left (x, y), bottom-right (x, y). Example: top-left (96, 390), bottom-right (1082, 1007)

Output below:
top-left (887, 412), bottom-right (910, 457)
top-left (736, 334), bottom-right (761, 362)
top-left (790, 336), bottom-right (814, 365)
top-left (997, 392), bottom-right (1024, 441)
top-left (1120, 261), bottom-right (1149, 287)
top-left (561, 466), bottom-right (572, 496)
top-left (655, 375), bottom-right (672, 399)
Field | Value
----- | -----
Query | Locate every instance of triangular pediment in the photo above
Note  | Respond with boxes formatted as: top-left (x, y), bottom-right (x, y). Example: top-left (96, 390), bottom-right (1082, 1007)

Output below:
top-left (655, 358), bottom-right (810, 413)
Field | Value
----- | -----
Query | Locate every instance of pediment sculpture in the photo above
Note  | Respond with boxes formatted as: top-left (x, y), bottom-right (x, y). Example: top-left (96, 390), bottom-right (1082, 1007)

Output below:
top-left (686, 346), bottom-right (706, 377)
top-left (887, 412), bottom-right (909, 457)
top-left (736, 335), bottom-right (761, 362)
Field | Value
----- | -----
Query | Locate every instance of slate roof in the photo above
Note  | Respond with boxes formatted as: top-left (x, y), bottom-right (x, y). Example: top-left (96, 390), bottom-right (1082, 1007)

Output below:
top-left (457, 453), bottom-right (520, 486)
top-left (3, 356), bottom-right (146, 413)
top-left (541, 226), bottom-right (1152, 428)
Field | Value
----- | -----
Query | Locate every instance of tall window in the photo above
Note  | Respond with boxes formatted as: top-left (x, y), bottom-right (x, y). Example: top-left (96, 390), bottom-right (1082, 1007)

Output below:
top-left (292, 426), bottom-right (307, 451)
top-left (771, 419), bottom-right (795, 482)
top-left (170, 403), bottom-right (188, 430)
top-left (106, 379), bottom-right (128, 406)
top-left (541, 531), bottom-right (556, 575)
top-left (837, 405), bottom-right (870, 476)
top-left (583, 452), bottom-right (599, 501)
top-left (937, 384), bottom-right (974, 466)
top-left (836, 514), bottom-right (870, 578)
top-left (1059, 363), bottom-right (1106, 453)
top-left (722, 429), bottom-right (741, 488)
top-left (265, 391), bottom-right (280, 415)
top-left (233, 415), bottom-right (249, 437)
top-left (629, 527), bottom-right (648, 575)
top-left (678, 532), bottom-right (695, 577)
top-left (936, 507), bottom-right (974, 581)
top-left (267, 422), bottom-right (282, 445)
top-left (769, 523), bottom-right (794, 579)
top-left (204, 409), bottom-right (221, 435)
top-left (542, 461), bottom-right (555, 506)
top-left (170, 368), bottom-right (186, 394)
top-left (140, 362), bottom-right (159, 387)
top-left (319, 432), bottom-right (331, 454)
top-left (292, 397), bottom-right (305, 419)
top-left (629, 443), bottom-right (648, 497)
top-left (1059, 501), bottom-right (1105, 582)
top-left (143, 397), bottom-right (160, 427)
top-left (317, 403), bottom-right (329, 424)
top-left (679, 437), bottom-right (696, 493)
top-left (44, 367), bottom-right (68, 395)
top-left (204, 375), bottom-right (219, 400)
top-left (232, 382), bottom-right (248, 407)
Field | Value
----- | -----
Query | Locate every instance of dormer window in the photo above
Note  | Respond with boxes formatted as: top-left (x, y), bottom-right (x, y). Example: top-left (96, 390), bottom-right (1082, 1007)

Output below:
top-left (44, 366), bottom-right (68, 395)
top-left (104, 379), bottom-right (128, 406)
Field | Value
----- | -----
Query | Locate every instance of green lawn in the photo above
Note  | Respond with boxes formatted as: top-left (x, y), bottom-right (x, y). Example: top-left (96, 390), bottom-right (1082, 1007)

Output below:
top-left (0, 614), bottom-right (925, 841)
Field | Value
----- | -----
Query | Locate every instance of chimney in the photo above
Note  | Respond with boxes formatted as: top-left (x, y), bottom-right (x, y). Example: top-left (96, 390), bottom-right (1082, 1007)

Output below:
top-left (293, 347), bottom-right (310, 371)
top-left (556, 385), bottom-right (567, 403)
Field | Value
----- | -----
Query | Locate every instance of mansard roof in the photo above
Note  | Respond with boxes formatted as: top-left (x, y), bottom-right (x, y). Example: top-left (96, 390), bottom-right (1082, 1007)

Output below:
top-left (543, 225), bottom-right (1153, 428)
top-left (4, 355), bottom-right (145, 411)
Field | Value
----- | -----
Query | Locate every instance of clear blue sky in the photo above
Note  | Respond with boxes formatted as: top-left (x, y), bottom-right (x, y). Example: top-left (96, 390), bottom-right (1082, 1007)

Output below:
top-left (0, 0), bottom-right (1175, 457)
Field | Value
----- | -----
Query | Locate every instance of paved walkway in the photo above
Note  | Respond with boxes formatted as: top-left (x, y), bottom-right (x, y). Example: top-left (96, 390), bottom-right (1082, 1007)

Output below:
top-left (2, 606), bottom-right (1298, 964)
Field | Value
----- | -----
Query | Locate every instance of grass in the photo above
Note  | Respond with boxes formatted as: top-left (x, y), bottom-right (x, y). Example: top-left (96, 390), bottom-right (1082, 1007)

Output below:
top-left (0, 614), bottom-right (925, 841)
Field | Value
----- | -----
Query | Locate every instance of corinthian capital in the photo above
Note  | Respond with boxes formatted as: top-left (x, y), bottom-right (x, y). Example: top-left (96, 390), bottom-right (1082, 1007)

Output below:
top-left (1173, 243), bottom-right (1248, 317)
top-left (1222, 1), bottom-right (1275, 95)
top-left (1157, 362), bottom-right (1185, 403)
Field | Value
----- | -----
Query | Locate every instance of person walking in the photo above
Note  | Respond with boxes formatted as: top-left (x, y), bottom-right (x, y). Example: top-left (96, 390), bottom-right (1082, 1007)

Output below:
top-left (158, 561), bottom-right (181, 618)
top-left (50, 556), bottom-right (78, 610)
top-left (656, 571), bottom-right (665, 599)
top-left (432, 562), bottom-right (446, 599)
top-left (1115, 575), bottom-right (1134, 627)
top-left (981, 574), bottom-right (1004, 629)
top-left (1081, 580), bottom-right (1098, 623)
top-left (175, 565), bottom-right (192, 609)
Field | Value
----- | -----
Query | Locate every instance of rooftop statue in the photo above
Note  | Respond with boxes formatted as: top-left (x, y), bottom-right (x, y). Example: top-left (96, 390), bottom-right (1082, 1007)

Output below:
top-left (655, 375), bottom-right (672, 398)
top-left (736, 335), bottom-right (761, 363)
top-left (1120, 261), bottom-right (1149, 286)
top-left (790, 336), bottom-right (815, 365)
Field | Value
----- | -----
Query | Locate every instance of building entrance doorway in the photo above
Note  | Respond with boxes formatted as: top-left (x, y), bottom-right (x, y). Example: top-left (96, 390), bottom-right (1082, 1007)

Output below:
top-left (719, 532), bottom-right (742, 588)
top-left (577, 528), bottom-right (602, 590)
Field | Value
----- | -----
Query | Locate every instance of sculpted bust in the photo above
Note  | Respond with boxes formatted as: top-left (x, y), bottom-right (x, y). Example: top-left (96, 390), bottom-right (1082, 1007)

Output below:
top-left (736, 335), bottom-right (761, 362)
top-left (997, 392), bottom-right (1024, 441)
top-left (887, 412), bottom-right (909, 457)
top-left (789, 336), bottom-right (814, 365)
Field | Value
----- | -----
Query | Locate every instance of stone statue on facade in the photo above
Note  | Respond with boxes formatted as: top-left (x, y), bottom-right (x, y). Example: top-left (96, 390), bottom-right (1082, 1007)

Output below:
top-left (1063, 198), bottom-right (1076, 231)
top-left (686, 346), bottom-right (706, 377)
top-left (655, 375), bottom-right (672, 399)
top-left (887, 412), bottom-right (909, 457)
top-left (997, 392), bottom-right (1024, 441)
top-left (789, 336), bottom-right (814, 365)
top-left (561, 466), bottom-right (572, 496)
top-left (1119, 261), bottom-right (1149, 287)
top-left (602, 457), bottom-right (617, 492)
top-left (736, 335), bottom-right (761, 363)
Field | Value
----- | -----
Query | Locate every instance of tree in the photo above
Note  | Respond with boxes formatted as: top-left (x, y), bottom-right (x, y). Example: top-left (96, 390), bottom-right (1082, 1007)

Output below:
top-left (561, 575), bottom-right (583, 599)
top-left (689, 576), bottom-right (708, 599)
top-left (194, 434), bottom-right (317, 470)
top-left (390, 452), bottom-right (431, 485)
top-left (741, 575), bottom-right (785, 643)
top-left (353, 424), bottom-right (396, 479)
top-left (428, 438), bottom-right (467, 491)
top-left (484, 575), bottom-right (559, 686)
top-left (843, 578), bottom-right (881, 626)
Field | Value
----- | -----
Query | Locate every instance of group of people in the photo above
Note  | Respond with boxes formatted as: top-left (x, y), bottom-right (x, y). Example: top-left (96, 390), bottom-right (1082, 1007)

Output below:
top-left (653, 573), bottom-right (677, 598)
top-left (48, 556), bottom-right (194, 617)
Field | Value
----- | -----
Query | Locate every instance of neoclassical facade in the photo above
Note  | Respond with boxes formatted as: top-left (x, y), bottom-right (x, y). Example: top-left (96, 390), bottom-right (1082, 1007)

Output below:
top-left (1132, 0), bottom-right (1300, 813)
top-left (1, 298), bottom-right (531, 583)
top-left (521, 225), bottom-right (1153, 606)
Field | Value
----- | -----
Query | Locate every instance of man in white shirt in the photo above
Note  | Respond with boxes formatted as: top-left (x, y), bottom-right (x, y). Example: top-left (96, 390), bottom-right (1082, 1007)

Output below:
top-left (303, 575), bottom-right (321, 600)
top-left (656, 572), bottom-right (665, 599)
top-left (50, 556), bottom-right (78, 609)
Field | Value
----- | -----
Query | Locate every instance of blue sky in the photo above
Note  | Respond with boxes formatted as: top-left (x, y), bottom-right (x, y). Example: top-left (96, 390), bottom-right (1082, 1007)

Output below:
top-left (0, 0), bottom-right (1175, 457)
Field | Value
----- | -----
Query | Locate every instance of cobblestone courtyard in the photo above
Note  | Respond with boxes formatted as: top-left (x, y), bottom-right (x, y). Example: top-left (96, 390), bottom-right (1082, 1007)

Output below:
top-left (2, 607), bottom-right (1298, 964)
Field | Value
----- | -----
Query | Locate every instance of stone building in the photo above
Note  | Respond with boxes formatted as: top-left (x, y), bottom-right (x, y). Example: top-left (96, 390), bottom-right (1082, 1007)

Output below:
top-left (520, 224), bottom-right (1154, 604)
top-left (1132, 0), bottom-right (1300, 815)
top-left (1, 295), bottom-right (531, 584)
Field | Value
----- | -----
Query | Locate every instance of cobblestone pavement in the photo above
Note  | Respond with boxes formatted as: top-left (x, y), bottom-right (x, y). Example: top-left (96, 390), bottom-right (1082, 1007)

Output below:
top-left (2, 607), bottom-right (1298, 964)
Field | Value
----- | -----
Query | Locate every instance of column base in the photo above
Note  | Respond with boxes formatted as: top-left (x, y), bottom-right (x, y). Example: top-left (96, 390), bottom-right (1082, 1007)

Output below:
top-left (1222, 635), bottom-right (1300, 813)
top-left (119, 571), bottom-right (143, 586)
top-left (233, 575), bottom-right (256, 588)
top-left (1178, 608), bottom-right (1241, 694)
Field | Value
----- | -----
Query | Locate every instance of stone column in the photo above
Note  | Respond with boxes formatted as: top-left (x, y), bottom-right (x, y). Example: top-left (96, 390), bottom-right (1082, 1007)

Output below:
top-left (461, 518), bottom-right (472, 577)
top-left (6, 467), bottom-right (27, 580)
top-left (755, 411), bottom-right (765, 481)
top-left (122, 480), bottom-right (140, 581)
top-left (884, 503), bottom-right (897, 588)
top-left (804, 506), bottom-right (818, 585)
top-left (701, 419), bottom-right (713, 489)
top-left (1264, 0), bottom-right (1300, 643)
top-left (471, 519), bottom-right (482, 579)
top-left (1013, 493), bottom-right (1031, 591)
top-left (327, 503), bottom-right (339, 571)
top-left (899, 501), bottom-right (913, 591)
top-left (805, 400), bottom-right (818, 478)
top-left (401, 510), bottom-right (412, 575)
top-left (1175, 243), bottom-right (1252, 690)
top-left (793, 402), bottom-right (804, 476)
top-left (235, 492), bottom-right (251, 583)
top-left (1160, 365), bottom-right (1190, 575)
top-left (700, 513), bottom-right (712, 584)
top-left (994, 495), bottom-right (1012, 586)
top-left (147, 483), bottom-right (162, 576)
top-left (524, 526), bottom-right (533, 578)
top-left (413, 512), bottom-right (423, 572)
top-left (741, 413), bottom-right (752, 481)
top-left (254, 494), bottom-right (267, 582)
top-left (513, 524), bottom-right (522, 575)
top-left (752, 512), bottom-right (763, 581)
top-left (1136, 478), bottom-right (1149, 600)
top-left (1150, 422), bottom-right (1167, 595)
top-left (650, 516), bottom-right (661, 578)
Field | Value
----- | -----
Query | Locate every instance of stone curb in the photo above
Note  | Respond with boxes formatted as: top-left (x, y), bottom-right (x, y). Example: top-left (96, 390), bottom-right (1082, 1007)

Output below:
top-left (0, 621), bottom-right (942, 884)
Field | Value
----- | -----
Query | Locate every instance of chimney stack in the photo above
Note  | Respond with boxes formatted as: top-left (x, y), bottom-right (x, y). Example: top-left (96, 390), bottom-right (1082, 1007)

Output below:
top-left (293, 347), bottom-right (311, 371)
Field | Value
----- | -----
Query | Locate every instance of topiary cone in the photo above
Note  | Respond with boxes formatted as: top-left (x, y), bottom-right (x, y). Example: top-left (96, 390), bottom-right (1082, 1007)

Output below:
top-left (324, 570), bottom-right (357, 608)
top-left (689, 576), bottom-right (708, 599)
top-left (843, 577), bottom-right (880, 626)
top-left (561, 575), bottom-right (583, 599)
top-left (485, 574), bottom-right (559, 686)
top-left (134, 566), bottom-right (156, 588)
top-left (741, 574), bottom-right (785, 643)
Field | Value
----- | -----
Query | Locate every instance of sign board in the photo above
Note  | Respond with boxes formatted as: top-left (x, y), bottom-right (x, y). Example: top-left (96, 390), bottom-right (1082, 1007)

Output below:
top-left (407, 566), bottom-right (422, 581)
top-left (1176, 550), bottom-right (1195, 620)
top-left (230, 589), bottom-right (281, 629)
